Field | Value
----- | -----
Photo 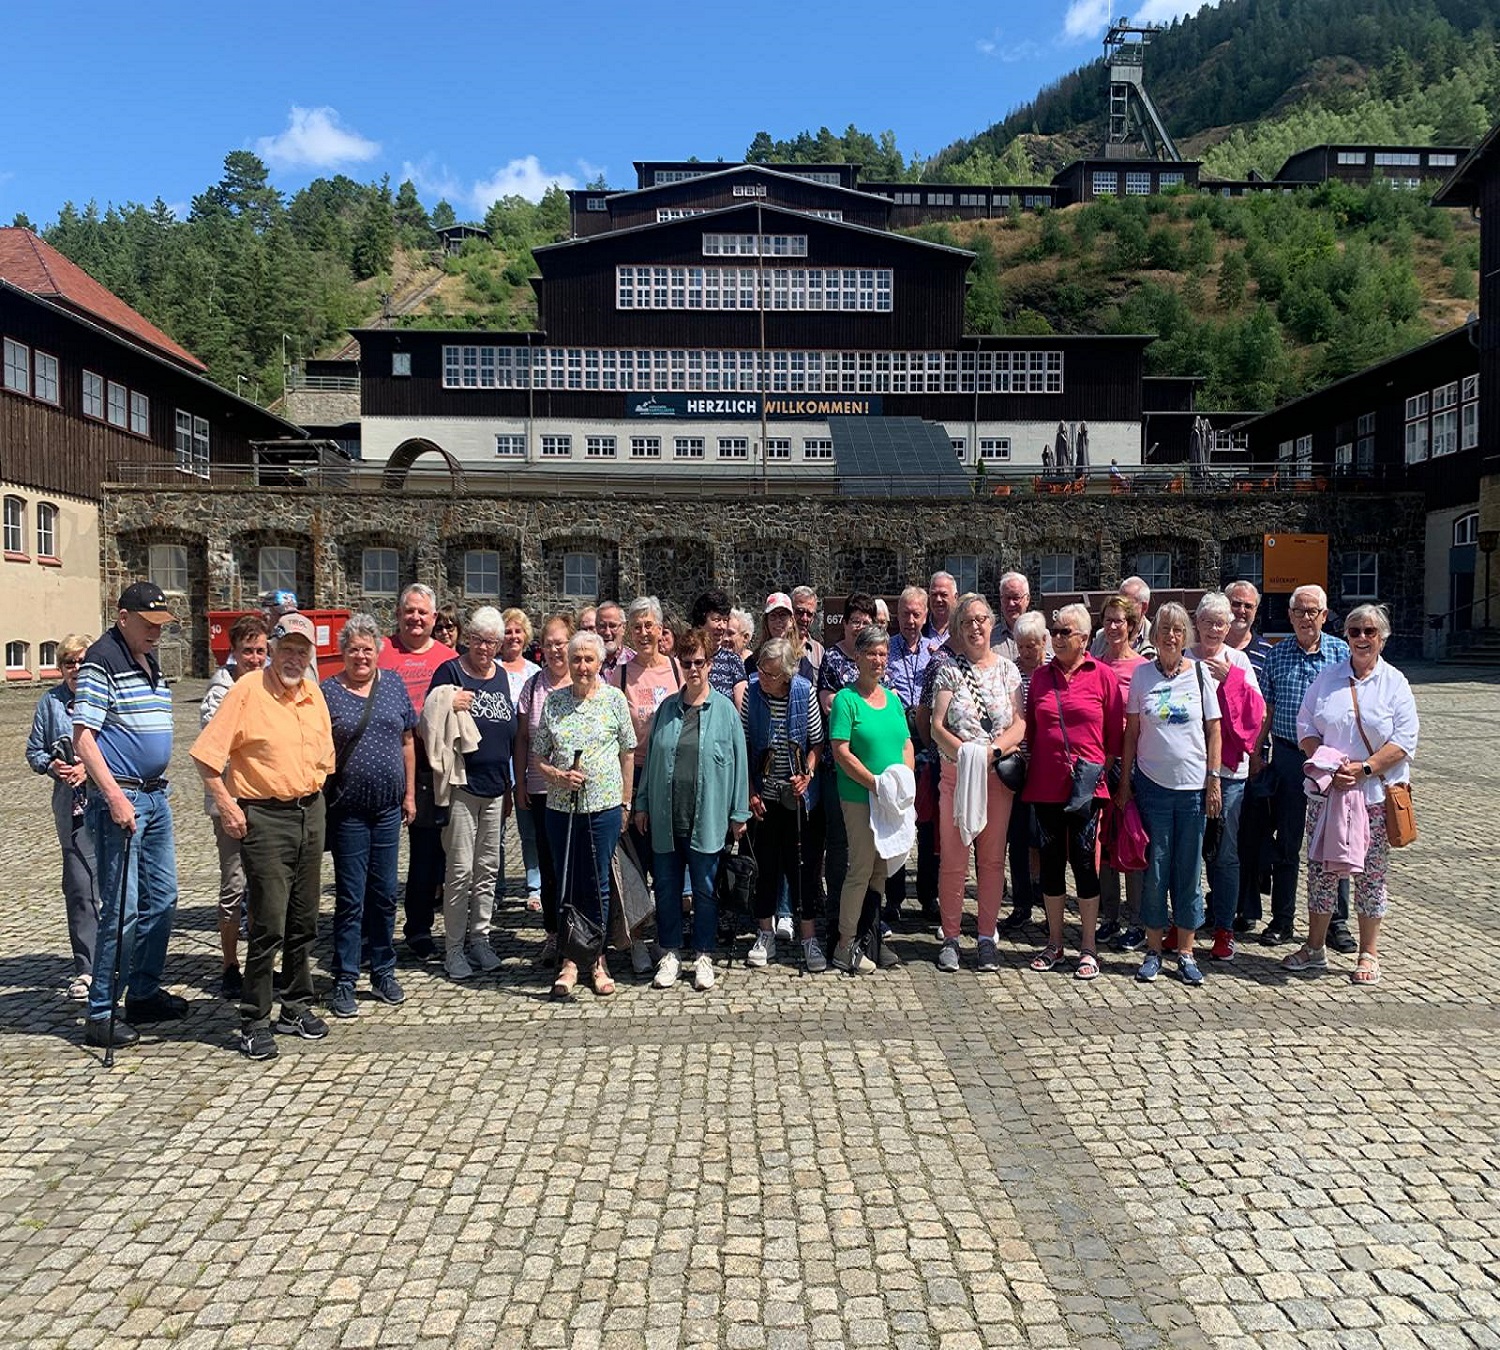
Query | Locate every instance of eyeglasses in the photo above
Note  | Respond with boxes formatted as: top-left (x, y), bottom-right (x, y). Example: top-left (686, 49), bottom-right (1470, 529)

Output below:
top-left (1229, 601), bottom-right (1256, 611)
top-left (1346, 627), bottom-right (1382, 639)
top-left (60, 658), bottom-right (83, 668)
top-left (1290, 607), bottom-right (1324, 619)
top-left (1049, 628), bottom-right (1076, 639)
top-left (960, 615), bottom-right (990, 628)
top-left (468, 636), bottom-right (500, 647)
top-left (680, 657), bottom-right (708, 669)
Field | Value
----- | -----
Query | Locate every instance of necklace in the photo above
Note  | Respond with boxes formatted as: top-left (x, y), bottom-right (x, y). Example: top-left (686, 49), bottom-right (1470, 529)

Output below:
top-left (1155, 656), bottom-right (1184, 679)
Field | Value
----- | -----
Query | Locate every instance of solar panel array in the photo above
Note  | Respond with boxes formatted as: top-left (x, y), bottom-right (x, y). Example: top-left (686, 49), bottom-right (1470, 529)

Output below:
top-left (828, 417), bottom-right (973, 498)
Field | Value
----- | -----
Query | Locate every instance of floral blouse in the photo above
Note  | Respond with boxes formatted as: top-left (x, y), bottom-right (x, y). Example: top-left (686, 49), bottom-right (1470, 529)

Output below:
top-left (932, 656), bottom-right (1022, 758)
top-left (532, 684), bottom-right (637, 815)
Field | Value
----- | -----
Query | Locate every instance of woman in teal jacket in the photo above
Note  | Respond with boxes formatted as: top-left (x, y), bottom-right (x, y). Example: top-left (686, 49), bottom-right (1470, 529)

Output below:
top-left (634, 627), bottom-right (750, 993)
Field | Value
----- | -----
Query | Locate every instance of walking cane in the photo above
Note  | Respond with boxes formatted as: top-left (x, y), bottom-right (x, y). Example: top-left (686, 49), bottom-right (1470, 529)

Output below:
top-left (102, 827), bottom-right (134, 1069)
top-left (558, 750), bottom-right (583, 922)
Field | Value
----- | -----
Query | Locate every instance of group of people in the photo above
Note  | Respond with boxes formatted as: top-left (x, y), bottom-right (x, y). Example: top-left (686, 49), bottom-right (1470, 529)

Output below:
top-left (27, 567), bottom-right (1419, 1058)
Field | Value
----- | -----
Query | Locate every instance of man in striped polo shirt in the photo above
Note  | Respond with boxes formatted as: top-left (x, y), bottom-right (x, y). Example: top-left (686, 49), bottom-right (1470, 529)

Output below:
top-left (72, 582), bottom-right (187, 1049)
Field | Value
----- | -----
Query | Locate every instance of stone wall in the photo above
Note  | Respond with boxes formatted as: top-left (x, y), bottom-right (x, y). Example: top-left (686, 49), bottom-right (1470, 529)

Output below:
top-left (101, 483), bottom-right (1429, 674)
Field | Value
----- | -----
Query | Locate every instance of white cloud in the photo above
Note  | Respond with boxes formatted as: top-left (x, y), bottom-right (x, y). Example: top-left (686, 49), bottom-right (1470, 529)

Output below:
top-left (1061, 0), bottom-right (1211, 41)
top-left (469, 156), bottom-right (579, 209)
top-left (977, 30), bottom-right (1042, 62)
top-left (400, 159), bottom-right (465, 205)
top-left (254, 107), bottom-right (380, 171)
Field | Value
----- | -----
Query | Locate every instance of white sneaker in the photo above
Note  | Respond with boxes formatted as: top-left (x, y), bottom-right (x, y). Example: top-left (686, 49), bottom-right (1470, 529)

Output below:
top-left (469, 941), bottom-right (501, 972)
top-left (802, 937), bottom-right (828, 973)
top-left (747, 930), bottom-right (775, 968)
top-left (774, 914), bottom-right (794, 942)
top-left (693, 953), bottom-right (716, 991)
top-left (445, 949), bottom-right (474, 981)
top-left (631, 942), bottom-right (654, 976)
top-left (653, 950), bottom-right (681, 989)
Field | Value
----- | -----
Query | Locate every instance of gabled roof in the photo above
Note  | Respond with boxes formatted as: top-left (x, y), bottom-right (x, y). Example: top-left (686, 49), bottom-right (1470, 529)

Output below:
top-left (0, 227), bottom-right (206, 371)
top-left (535, 200), bottom-right (975, 260)
top-left (595, 163), bottom-right (897, 209)
top-left (1432, 121), bottom-right (1500, 208)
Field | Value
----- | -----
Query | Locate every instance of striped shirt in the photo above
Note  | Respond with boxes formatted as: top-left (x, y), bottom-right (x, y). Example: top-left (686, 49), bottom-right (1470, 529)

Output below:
top-left (1262, 632), bottom-right (1350, 744)
top-left (72, 626), bottom-right (173, 782)
top-left (741, 689), bottom-right (825, 788)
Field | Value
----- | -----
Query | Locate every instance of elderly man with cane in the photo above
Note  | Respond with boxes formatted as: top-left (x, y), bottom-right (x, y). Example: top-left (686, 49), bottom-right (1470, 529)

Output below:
top-left (72, 583), bottom-right (185, 1054)
top-left (192, 614), bottom-right (335, 1061)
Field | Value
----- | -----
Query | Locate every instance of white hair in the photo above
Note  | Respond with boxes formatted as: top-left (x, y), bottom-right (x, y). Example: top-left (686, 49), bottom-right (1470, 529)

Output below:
top-left (1195, 591), bottom-right (1232, 625)
top-left (730, 608), bottom-right (756, 639)
top-left (1344, 603), bottom-right (1391, 640)
top-left (339, 613), bottom-right (383, 651)
top-left (1014, 611), bottom-right (1048, 644)
top-left (1291, 583), bottom-right (1328, 611)
top-left (999, 570), bottom-right (1030, 597)
top-left (1152, 601), bottom-right (1194, 644)
top-left (568, 630), bottom-right (606, 662)
top-left (399, 583), bottom-right (436, 609)
top-left (1118, 575), bottom-right (1152, 608)
top-left (467, 606), bottom-right (504, 640)
top-left (627, 596), bottom-right (662, 626)
top-left (1054, 602), bottom-right (1093, 640)
top-left (928, 571), bottom-right (957, 591)
top-left (1226, 579), bottom-right (1261, 605)
top-left (898, 584), bottom-right (928, 609)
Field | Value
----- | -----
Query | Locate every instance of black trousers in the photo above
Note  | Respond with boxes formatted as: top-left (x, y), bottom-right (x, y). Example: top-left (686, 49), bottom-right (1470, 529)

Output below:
top-left (750, 797), bottom-right (825, 925)
top-left (239, 795), bottom-right (325, 1026)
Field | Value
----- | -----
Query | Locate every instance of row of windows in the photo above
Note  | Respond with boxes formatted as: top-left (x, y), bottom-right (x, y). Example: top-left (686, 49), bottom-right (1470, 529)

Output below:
top-left (1091, 171), bottom-right (1185, 196)
top-left (702, 233), bottom-right (808, 257)
top-left (888, 189), bottom-right (1053, 208)
top-left (656, 208), bottom-right (707, 221)
top-left (1405, 375), bottom-right (1479, 464)
top-left (3, 337), bottom-right (60, 405)
top-left (616, 265), bottom-right (894, 312)
top-left (6, 640), bottom-right (63, 674)
top-left (493, 433), bottom-right (834, 461)
top-left (1335, 151), bottom-right (1457, 168)
top-left (3, 496), bottom-right (58, 558)
top-left (947, 437), bottom-right (1013, 462)
top-left (442, 346), bottom-right (1065, 395)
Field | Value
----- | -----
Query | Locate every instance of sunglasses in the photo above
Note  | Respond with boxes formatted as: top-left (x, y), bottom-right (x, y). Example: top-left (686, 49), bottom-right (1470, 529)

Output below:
top-left (680, 657), bottom-right (708, 669)
top-left (60, 658), bottom-right (83, 668)
top-left (1049, 628), bottom-right (1076, 639)
top-left (1346, 627), bottom-right (1381, 639)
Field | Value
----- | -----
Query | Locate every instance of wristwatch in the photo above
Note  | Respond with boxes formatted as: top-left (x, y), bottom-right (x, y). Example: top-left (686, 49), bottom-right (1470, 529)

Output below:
top-left (1362, 762), bottom-right (1373, 777)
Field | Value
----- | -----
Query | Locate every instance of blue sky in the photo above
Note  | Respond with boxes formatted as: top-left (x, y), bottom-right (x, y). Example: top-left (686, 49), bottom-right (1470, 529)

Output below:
top-left (4, 0), bottom-right (1212, 224)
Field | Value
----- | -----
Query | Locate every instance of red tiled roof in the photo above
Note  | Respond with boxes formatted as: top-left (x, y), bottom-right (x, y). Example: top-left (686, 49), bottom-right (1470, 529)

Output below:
top-left (0, 228), bottom-right (206, 372)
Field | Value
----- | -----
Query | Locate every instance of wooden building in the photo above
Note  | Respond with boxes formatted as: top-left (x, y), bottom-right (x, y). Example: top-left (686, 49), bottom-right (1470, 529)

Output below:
top-left (1276, 145), bottom-right (1469, 191)
top-left (0, 228), bottom-right (303, 681)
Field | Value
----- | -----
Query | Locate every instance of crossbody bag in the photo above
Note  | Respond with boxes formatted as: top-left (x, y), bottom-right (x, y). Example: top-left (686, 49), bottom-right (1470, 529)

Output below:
top-left (1348, 676), bottom-right (1416, 848)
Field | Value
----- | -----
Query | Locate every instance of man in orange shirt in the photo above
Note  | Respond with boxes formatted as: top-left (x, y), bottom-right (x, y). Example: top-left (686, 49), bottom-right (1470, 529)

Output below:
top-left (191, 614), bottom-right (335, 1061)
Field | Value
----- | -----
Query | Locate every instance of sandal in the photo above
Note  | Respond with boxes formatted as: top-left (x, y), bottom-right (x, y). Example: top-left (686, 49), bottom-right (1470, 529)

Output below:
top-left (526, 894), bottom-right (543, 913)
top-left (1029, 944), bottom-right (1063, 973)
top-left (591, 957), bottom-right (615, 997)
top-left (551, 959), bottom-right (578, 1001)
top-left (1351, 952), bottom-right (1381, 986)
top-left (1074, 951), bottom-right (1100, 982)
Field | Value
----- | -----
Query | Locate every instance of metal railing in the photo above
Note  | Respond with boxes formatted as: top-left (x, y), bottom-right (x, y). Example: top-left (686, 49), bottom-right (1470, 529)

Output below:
top-left (283, 374), bottom-right (360, 392)
top-left (1428, 590), bottom-right (1500, 658)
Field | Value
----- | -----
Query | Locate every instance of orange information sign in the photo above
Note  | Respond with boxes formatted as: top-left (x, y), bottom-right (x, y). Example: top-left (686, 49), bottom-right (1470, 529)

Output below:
top-left (1262, 534), bottom-right (1328, 592)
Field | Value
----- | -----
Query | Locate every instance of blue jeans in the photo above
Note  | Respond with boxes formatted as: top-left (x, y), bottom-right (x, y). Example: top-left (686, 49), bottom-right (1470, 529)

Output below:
top-left (86, 787), bottom-right (178, 1021)
top-left (329, 805), bottom-right (402, 981)
top-left (1134, 773), bottom-right (1206, 934)
top-left (515, 796), bottom-right (542, 895)
top-left (653, 841), bottom-right (722, 954)
top-left (1204, 778), bottom-right (1245, 933)
top-left (545, 806), bottom-right (620, 933)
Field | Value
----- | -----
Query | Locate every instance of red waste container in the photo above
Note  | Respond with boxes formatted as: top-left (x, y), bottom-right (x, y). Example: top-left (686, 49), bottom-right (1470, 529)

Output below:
top-left (206, 608), bottom-right (351, 680)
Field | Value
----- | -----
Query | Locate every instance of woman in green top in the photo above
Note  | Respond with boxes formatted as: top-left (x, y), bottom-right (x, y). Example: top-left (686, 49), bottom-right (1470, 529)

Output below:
top-left (828, 624), bottom-right (913, 974)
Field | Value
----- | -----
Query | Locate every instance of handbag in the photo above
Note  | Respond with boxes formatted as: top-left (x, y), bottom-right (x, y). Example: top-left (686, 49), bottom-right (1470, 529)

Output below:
top-left (1348, 677), bottom-right (1417, 848)
top-left (714, 833), bottom-right (758, 916)
top-left (1104, 797), bottom-right (1149, 872)
top-left (1053, 683), bottom-right (1104, 819)
top-left (323, 671), bottom-right (379, 845)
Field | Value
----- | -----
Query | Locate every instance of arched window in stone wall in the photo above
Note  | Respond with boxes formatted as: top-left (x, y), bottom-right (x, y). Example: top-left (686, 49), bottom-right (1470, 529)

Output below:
top-left (229, 529), bottom-right (315, 611)
top-left (341, 533), bottom-right (419, 629)
top-left (443, 535), bottom-right (523, 609)
top-left (1119, 534), bottom-right (1199, 593)
top-left (635, 537), bottom-right (715, 612)
top-left (117, 527), bottom-right (211, 674)
top-left (1220, 535), bottom-right (1264, 592)
top-left (542, 536), bottom-right (619, 612)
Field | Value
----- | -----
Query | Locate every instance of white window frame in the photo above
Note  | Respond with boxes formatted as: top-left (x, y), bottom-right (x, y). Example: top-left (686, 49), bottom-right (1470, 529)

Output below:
top-left (1428, 152), bottom-right (1458, 168)
top-left (1125, 172), bottom-right (1152, 196)
top-left (630, 436), bottom-right (661, 459)
top-left (35, 501), bottom-right (57, 559)
top-left (2, 337), bottom-right (29, 395)
top-left (1132, 552), bottom-right (1173, 591)
top-left (107, 381), bottom-right (128, 428)
top-left (1336, 151), bottom-right (1367, 165)
top-left (673, 437), bottom-right (705, 459)
top-left (1454, 512), bottom-right (1479, 547)
top-left (1293, 434), bottom-right (1313, 479)
top-left (562, 551), bottom-right (598, 598)
top-left (39, 641), bottom-right (59, 672)
top-left (802, 438), bottom-right (834, 461)
top-left (540, 435), bottom-right (572, 459)
top-left (5, 640), bottom-right (29, 673)
top-left (765, 437), bottom-right (791, 460)
top-left (950, 438), bottom-right (966, 461)
top-left (1038, 553), bottom-right (1075, 594)
top-left (1341, 551), bottom-right (1379, 600)
top-left (83, 370), bottom-right (104, 419)
top-left (1404, 413), bottom-right (1428, 465)
top-left (494, 434), bottom-right (525, 458)
top-left (1374, 151), bottom-right (1421, 166)
top-left (361, 547), bottom-right (399, 596)
top-left (129, 390), bottom-right (149, 436)
top-left (979, 437), bottom-right (1011, 462)
top-left (1222, 549), bottom-right (1263, 591)
top-left (463, 549), bottom-right (500, 598)
top-left (33, 350), bottom-right (59, 404)
top-left (717, 437), bottom-right (749, 460)
top-left (585, 435), bottom-right (617, 459)
top-left (1432, 406), bottom-right (1459, 458)
top-left (257, 546), bottom-right (298, 595)
top-left (392, 352), bottom-right (412, 377)
top-left (149, 543), bottom-right (189, 595)
top-left (1462, 399), bottom-right (1479, 451)
top-left (946, 555), bottom-right (980, 594)
top-left (1091, 171), bottom-right (1118, 196)
top-left (3, 495), bottom-right (24, 554)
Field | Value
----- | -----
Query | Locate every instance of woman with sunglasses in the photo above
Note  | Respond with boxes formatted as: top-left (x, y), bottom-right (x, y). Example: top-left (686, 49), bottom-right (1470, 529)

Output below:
top-left (25, 633), bottom-right (101, 1001)
top-left (636, 627), bottom-right (750, 992)
top-left (1282, 604), bottom-right (1418, 986)
top-left (1023, 603), bottom-right (1123, 980)
top-left (1114, 603), bottom-right (1221, 986)
top-left (431, 606), bottom-right (461, 652)
top-left (929, 594), bottom-right (1024, 973)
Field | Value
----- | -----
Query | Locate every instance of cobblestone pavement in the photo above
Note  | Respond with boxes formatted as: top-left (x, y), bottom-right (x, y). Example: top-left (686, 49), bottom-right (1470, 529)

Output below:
top-left (1, 667), bottom-right (1497, 1350)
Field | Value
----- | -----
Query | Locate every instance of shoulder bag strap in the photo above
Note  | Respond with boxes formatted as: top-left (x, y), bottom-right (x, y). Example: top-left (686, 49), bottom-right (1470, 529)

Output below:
top-left (1347, 676), bottom-right (1382, 776)
top-left (955, 653), bottom-right (998, 728)
top-left (336, 670), bottom-right (380, 773)
top-left (1051, 672), bottom-right (1075, 762)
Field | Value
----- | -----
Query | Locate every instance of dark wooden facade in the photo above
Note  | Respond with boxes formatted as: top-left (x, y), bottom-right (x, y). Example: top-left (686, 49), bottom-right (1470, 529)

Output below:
top-left (1050, 159), bottom-right (1201, 205)
top-left (633, 162), bottom-right (862, 191)
top-left (858, 183), bottom-right (1059, 226)
top-left (1240, 327), bottom-right (1481, 509)
top-left (1276, 145), bottom-right (1469, 187)
top-left (0, 284), bottom-right (300, 500)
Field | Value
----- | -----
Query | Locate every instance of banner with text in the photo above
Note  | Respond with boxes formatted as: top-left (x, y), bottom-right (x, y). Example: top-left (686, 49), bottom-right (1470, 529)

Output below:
top-left (626, 393), bottom-right (882, 420)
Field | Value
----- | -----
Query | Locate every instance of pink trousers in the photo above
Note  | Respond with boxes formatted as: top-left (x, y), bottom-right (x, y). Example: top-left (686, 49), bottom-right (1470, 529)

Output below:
top-left (938, 757), bottom-right (1015, 940)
